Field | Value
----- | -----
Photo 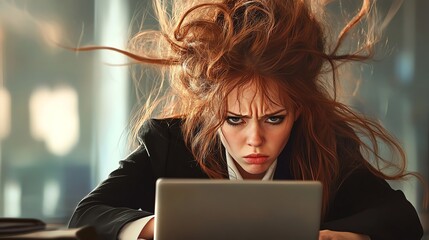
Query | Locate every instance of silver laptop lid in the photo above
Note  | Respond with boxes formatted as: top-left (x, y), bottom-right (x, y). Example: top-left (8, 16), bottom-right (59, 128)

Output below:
top-left (154, 179), bottom-right (322, 240)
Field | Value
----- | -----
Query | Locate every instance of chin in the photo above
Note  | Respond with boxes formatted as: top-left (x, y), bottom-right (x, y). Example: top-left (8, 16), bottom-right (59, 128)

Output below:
top-left (244, 166), bottom-right (269, 175)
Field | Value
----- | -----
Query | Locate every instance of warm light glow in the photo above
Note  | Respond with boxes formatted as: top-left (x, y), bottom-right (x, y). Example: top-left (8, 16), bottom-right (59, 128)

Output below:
top-left (38, 21), bottom-right (63, 48)
top-left (29, 85), bottom-right (80, 156)
top-left (0, 88), bottom-right (10, 140)
top-left (4, 180), bottom-right (21, 217)
top-left (43, 179), bottom-right (60, 216)
top-left (0, 2), bottom-right (65, 49)
top-left (0, 25), bottom-right (10, 141)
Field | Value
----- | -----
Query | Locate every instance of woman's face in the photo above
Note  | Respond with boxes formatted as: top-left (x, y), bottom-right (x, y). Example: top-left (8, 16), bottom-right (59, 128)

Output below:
top-left (219, 81), bottom-right (298, 179)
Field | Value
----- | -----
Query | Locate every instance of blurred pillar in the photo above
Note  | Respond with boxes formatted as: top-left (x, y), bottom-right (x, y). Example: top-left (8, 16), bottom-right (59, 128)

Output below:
top-left (93, 0), bottom-right (130, 184)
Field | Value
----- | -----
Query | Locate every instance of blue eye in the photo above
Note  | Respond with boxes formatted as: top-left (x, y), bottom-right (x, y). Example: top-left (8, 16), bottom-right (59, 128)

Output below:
top-left (266, 116), bottom-right (285, 125)
top-left (226, 116), bottom-right (244, 126)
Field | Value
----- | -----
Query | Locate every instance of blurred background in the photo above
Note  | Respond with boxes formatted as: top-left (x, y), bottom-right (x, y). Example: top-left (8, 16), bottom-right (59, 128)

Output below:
top-left (0, 0), bottom-right (428, 232)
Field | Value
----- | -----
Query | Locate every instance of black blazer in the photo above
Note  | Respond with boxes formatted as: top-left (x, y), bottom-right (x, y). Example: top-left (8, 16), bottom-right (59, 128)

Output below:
top-left (68, 118), bottom-right (423, 240)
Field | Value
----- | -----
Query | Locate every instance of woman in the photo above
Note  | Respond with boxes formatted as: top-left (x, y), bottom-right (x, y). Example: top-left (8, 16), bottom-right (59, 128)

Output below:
top-left (68, 0), bottom-right (424, 239)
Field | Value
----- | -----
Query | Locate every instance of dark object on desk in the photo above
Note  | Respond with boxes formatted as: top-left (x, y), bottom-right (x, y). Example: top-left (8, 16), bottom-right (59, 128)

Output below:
top-left (0, 218), bottom-right (46, 236)
top-left (0, 218), bottom-right (98, 240)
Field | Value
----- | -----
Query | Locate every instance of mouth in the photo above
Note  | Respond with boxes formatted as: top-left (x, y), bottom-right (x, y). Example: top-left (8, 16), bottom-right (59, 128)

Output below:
top-left (243, 154), bottom-right (269, 164)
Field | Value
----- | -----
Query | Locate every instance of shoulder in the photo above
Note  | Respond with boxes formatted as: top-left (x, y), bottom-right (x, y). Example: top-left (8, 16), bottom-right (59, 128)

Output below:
top-left (134, 118), bottom-right (188, 175)
top-left (334, 122), bottom-right (365, 169)
top-left (137, 118), bottom-right (184, 144)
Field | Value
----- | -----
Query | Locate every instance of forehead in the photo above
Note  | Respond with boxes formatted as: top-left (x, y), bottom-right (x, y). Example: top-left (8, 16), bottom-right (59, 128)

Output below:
top-left (226, 80), bottom-right (286, 112)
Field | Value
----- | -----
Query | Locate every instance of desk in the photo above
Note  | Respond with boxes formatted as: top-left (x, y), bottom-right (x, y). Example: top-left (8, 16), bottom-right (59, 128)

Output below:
top-left (0, 225), bottom-right (97, 240)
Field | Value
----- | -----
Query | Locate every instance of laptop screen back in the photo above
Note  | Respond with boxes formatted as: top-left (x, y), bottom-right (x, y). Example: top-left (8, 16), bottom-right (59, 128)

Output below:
top-left (154, 179), bottom-right (322, 240)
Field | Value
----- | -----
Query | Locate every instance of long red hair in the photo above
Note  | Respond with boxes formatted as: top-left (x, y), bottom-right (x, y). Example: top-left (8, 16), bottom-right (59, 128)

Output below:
top-left (74, 0), bottom-right (420, 218)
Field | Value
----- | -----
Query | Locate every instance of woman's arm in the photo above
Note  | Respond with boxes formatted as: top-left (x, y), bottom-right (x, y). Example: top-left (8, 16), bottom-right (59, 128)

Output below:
top-left (68, 118), bottom-right (195, 240)
top-left (322, 168), bottom-right (423, 240)
top-left (138, 217), bottom-right (155, 239)
top-left (319, 230), bottom-right (370, 240)
top-left (68, 144), bottom-right (157, 240)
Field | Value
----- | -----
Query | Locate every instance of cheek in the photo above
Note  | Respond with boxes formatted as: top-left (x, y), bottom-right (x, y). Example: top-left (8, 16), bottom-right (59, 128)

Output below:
top-left (268, 126), bottom-right (293, 148)
top-left (220, 125), bottom-right (246, 152)
top-left (220, 126), bottom-right (238, 146)
top-left (271, 133), bottom-right (289, 149)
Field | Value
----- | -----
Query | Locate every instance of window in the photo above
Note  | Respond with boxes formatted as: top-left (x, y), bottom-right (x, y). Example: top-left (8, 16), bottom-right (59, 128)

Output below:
top-left (0, 0), bottom-right (427, 227)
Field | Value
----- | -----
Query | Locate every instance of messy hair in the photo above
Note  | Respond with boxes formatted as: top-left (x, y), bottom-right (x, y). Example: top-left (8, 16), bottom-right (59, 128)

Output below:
top-left (77, 0), bottom-right (418, 217)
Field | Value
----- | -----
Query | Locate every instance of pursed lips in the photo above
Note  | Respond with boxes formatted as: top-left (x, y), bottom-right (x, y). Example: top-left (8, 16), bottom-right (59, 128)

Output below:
top-left (243, 153), bottom-right (269, 164)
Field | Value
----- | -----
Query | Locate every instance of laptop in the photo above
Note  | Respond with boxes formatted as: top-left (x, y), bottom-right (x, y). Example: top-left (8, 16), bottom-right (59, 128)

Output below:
top-left (154, 179), bottom-right (322, 240)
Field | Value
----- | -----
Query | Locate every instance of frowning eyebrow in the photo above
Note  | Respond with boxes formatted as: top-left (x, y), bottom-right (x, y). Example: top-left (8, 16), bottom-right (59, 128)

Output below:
top-left (226, 109), bottom-right (287, 119)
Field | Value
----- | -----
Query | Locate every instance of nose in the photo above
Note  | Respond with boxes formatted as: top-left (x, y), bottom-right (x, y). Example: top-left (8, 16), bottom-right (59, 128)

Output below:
top-left (246, 122), bottom-right (264, 147)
